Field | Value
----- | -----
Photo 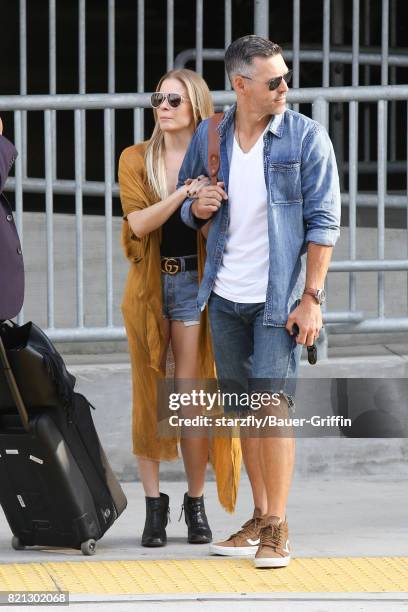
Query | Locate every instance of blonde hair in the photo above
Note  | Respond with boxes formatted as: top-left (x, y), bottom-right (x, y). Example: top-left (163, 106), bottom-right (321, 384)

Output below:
top-left (145, 69), bottom-right (214, 200)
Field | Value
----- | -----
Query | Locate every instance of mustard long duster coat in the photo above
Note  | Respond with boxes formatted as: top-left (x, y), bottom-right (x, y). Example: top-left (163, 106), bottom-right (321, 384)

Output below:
top-left (119, 142), bottom-right (241, 512)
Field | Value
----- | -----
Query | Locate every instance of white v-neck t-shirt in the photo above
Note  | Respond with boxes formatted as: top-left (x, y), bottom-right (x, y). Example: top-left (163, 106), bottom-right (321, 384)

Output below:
top-left (213, 127), bottom-right (269, 303)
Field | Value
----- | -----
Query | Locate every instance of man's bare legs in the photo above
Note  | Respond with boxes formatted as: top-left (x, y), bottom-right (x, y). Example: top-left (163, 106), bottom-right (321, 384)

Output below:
top-left (240, 438), bottom-right (267, 516)
top-left (241, 396), bottom-right (295, 520)
top-left (240, 442), bottom-right (294, 521)
top-left (259, 437), bottom-right (295, 520)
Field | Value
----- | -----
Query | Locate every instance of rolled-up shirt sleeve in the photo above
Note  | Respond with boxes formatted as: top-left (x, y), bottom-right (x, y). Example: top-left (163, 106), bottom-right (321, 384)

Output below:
top-left (177, 121), bottom-right (209, 230)
top-left (301, 124), bottom-right (341, 246)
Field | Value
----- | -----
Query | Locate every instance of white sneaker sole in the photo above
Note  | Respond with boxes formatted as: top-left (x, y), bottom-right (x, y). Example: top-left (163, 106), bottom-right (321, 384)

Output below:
top-left (254, 555), bottom-right (291, 568)
top-left (209, 544), bottom-right (258, 557)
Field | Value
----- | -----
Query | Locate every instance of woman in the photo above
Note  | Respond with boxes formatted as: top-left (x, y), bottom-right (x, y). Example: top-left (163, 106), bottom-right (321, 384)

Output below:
top-left (119, 69), bottom-right (241, 547)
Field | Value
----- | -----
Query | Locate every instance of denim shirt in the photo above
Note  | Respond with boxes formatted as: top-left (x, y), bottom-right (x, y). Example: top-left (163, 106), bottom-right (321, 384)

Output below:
top-left (178, 104), bottom-right (341, 326)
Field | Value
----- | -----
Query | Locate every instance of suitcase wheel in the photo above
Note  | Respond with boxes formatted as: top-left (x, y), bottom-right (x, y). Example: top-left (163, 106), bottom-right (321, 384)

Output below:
top-left (11, 536), bottom-right (26, 551)
top-left (81, 539), bottom-right (96, 556)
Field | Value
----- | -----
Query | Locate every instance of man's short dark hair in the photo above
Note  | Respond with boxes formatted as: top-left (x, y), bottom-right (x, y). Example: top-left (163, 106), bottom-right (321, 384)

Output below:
top-left (225, 35), bottom-right (283, 82)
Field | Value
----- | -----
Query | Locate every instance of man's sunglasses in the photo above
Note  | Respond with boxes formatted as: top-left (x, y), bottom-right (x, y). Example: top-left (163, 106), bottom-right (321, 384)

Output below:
top-left (241, 69), bottom-right (293, 91)
top-left (150, 92), bottom-right (189, 109)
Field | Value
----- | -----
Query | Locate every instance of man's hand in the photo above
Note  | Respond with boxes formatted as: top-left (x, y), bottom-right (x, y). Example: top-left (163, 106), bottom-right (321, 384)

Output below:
top-left (285, 295), bottom-right (322, 346)
top-left (191, 181), bottom-right (227, 220)
top-left (0, 116), bottom-right (3, 135)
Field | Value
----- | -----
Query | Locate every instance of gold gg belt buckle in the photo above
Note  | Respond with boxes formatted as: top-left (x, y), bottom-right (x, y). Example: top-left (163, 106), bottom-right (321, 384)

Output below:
top-left (161, 257), bottom-right (180, 275)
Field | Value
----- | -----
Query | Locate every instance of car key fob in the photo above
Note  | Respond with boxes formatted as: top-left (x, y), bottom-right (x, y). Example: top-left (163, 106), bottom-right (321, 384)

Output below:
top-left (292, 324), bottom-right (317, 365)
top-left (307, 344), bottom-right (317, 365)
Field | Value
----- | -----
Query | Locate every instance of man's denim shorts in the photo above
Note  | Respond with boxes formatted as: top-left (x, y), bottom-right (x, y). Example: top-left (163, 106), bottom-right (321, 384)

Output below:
top-left (207, 292), bottom-right (302, 414)
top-left (161, 255), bottom-right (200, 326)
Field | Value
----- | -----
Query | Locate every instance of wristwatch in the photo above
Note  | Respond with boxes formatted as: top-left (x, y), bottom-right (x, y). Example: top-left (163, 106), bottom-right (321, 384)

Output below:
top-left (303, 287), bottom-right (326, 305)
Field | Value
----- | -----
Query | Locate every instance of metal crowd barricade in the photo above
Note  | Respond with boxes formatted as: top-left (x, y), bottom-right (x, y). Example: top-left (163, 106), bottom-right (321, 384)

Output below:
top-left (15, 0), bottom-right (407, 177)
top-left (1, 84), bottom-right (407, 344)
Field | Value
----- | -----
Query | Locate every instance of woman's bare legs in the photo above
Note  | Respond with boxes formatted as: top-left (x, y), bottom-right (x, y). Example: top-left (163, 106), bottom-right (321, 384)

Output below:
top-left (171, 320), bottom-right (208, 498)
top-left (138, 317), bottom-right (208, 499)
top-left (137, 317), bottom-right (171, 497)
top-left (137, 457), bottom-right (160, 497)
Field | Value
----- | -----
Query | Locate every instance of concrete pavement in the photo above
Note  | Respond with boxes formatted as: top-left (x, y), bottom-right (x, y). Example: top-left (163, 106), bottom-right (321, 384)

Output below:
top-left (1, 476), bottom-right (407, 562)
top-left (0, 476), bottom-right (407, 610)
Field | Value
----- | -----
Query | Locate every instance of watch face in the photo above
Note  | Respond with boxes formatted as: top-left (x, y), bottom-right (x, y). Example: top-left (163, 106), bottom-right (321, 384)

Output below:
top-left (317, 289), bottom-right (326, 304)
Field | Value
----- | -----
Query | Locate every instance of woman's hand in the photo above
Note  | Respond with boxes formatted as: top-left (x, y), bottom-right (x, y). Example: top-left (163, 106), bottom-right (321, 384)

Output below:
top-left (183, 175), bottom-right (210, 199)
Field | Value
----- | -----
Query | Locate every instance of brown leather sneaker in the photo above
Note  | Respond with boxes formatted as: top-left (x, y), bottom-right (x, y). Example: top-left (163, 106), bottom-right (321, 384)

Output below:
top-left (209, 517), bottom-right (262, 556)
top-left (254, 515), bottom-right (291, 568)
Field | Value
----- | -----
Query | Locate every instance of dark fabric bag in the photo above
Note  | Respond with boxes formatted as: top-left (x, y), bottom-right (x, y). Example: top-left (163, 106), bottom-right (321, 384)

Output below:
top-left (0, 321), bottom-right (75, 412)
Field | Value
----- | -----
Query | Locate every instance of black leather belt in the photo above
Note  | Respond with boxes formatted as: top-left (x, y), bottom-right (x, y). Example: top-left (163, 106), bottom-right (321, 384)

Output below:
top-left (160, 256), bottom-right (198, 275)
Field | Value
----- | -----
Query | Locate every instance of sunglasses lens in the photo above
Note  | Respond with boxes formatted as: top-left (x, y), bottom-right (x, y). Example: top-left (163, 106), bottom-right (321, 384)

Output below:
top-left (269, 70), bottom-right (293, 90)
top-left (167, 93), bottom-right (183, 108)
top-left (151, 93), bottom-right (164, 108)
top-left (284, 70), bottom-right (293, 85)
top-left (268, 78), bottom-right (280, 91)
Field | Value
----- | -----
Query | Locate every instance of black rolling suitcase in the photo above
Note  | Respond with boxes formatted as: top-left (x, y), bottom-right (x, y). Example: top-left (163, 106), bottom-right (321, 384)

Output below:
top-left (0, 321), bottom-right (127, 555)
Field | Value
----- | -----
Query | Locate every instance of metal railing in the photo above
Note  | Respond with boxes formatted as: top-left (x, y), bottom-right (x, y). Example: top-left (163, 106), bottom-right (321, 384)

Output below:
top-left (12, 1), bottom-right (407, 177)
top-left (2, 0), bottom-right (407, 353)
top-left (1, 84), bottom-right (408, 347)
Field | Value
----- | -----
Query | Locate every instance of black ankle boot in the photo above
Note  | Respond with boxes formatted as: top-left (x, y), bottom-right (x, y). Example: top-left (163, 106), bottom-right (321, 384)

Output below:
top-left (142, 492), bottom-right (169, 547)
top-left (180, 492), bottom-right (212, 544)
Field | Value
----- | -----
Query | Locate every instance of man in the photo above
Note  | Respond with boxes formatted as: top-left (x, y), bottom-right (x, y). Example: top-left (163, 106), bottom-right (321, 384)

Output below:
top-left (0, 116), bottom-right (24, 320)
top-left (178, 35), bottom-right (340, 568)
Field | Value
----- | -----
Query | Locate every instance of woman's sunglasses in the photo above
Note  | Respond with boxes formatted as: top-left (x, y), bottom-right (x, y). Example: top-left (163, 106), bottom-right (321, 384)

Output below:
top-left (150, 92), bottom-right (188, 109)
top-left (241, 69), bottom-right (293, 91)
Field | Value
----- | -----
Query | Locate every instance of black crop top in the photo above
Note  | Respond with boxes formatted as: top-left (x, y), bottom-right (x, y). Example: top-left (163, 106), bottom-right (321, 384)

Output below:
top-left (160, 207), bottom-right (197, 257)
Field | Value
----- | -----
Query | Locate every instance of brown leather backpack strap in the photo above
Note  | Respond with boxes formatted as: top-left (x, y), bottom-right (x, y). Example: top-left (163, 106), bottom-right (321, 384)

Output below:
top-left (208, 112), bottom-right (224, 186)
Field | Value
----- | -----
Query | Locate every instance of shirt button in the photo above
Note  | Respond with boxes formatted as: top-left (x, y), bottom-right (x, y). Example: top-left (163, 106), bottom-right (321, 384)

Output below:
top-left (17, 247), bottom-right (22, 255)
top-left (6, 214), bottom-right (13, 222)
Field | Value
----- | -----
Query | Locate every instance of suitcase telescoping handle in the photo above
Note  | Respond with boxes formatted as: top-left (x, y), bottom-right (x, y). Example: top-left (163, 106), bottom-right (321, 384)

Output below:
top-left (0, 335), bottom-right (30, 431)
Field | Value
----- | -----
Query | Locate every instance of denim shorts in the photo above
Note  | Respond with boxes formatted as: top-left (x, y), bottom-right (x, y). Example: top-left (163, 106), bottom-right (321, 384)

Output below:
top-left (208, 291), bottom-right (302, 414)
top-left (161, 256), bottom-right (200, 326)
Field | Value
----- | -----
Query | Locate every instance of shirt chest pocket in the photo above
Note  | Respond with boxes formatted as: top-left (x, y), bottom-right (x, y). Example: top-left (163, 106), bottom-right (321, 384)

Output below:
top-left (269, 161), bottom-right (302, 205)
